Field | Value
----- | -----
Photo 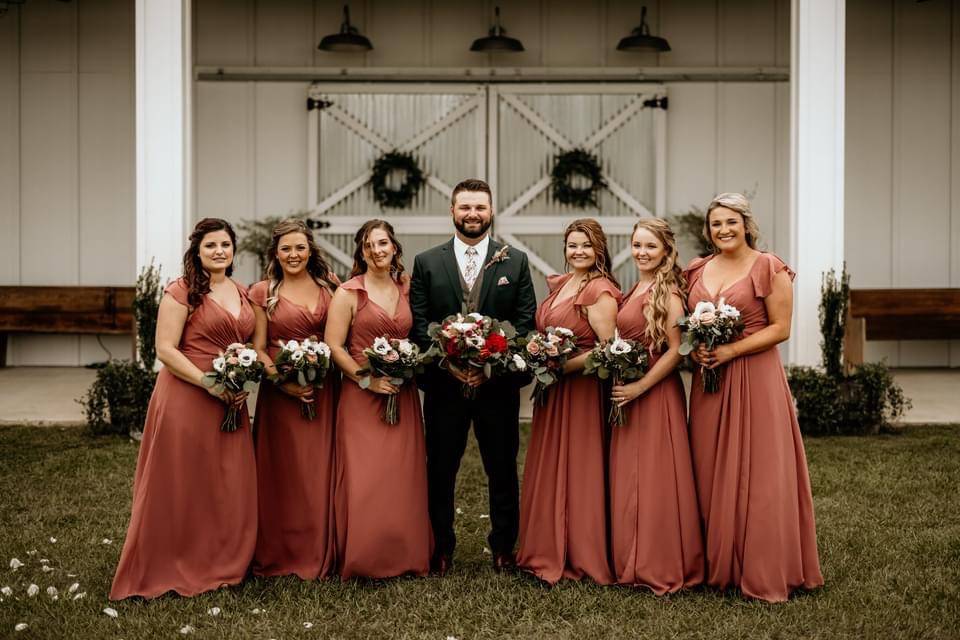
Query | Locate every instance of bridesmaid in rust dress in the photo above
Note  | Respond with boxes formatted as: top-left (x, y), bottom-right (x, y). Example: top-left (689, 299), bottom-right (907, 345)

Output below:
top-left (324, 219), bottom-right (433, 579)
top-left (516, 218), bottom-right (620, 585)
top-left (111, 218), bottom-right (257, 599)
top-left (685, 193), bottom-right (823, 602)
top-left (249, 219), bottom-right (340, 580)
top-left (608, 218), bottom-right (704, 594)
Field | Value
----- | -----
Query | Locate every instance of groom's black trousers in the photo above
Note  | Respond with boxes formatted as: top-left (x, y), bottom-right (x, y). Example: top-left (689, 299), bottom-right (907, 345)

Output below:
top-left (423, 376), bottom-right (520, 558)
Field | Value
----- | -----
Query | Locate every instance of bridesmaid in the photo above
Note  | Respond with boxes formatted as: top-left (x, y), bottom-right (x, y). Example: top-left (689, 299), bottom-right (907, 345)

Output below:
top-left (324, 219), bottom-right (433, 579)
top-left (685, 193), bottom-right (823, 602)
top-left (608, 218), bottom-right (704, 594)
top-left (249, 219), bottom-right (340, 580)
top-left (516, 218), bottom-right (620, 585)
top-left (111, 218), bottom-right (257, 599)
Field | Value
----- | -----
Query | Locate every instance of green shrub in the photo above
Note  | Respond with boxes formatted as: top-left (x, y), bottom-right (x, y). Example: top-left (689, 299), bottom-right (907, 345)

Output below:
top-left (787, 362), bottom-right (911, 436)
top-left (819, 266), bottom-right (850, 379)
top-left (81, 263), bottom-right (162, 436)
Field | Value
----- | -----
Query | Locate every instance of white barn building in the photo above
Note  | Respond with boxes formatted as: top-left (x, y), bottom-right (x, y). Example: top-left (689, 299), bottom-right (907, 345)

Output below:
top-left (0, 0), bottom-right (957, 367)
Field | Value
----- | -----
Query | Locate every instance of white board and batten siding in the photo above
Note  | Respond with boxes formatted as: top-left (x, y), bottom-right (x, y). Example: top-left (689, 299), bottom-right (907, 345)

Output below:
top-left (0, 0), bottom-right (135, 366)
top-left (1, 0), bottom-right (957, 366)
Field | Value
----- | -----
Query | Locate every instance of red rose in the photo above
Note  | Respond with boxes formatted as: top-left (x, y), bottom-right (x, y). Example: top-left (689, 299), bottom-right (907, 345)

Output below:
top-left (485, 333), bottom-right (508, 353)
top-left (445, 340), bottom-right (460, 357)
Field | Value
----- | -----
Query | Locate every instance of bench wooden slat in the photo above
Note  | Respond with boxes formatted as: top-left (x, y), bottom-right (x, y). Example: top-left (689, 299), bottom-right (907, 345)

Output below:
top-left (864, 315), bottom-right (960, 340)
top-left (849, 288), bottom-right (960, 317)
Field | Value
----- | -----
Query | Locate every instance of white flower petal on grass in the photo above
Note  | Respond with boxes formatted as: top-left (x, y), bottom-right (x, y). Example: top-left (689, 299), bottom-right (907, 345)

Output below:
top-left (73, 592), bottom-right (86, 600)
top-left (447, 636), bottom-right (460, 640)
top-left (207, 607), bottom-right (221, 616)
top-left (46, 586), bottom-right (58, 600)
top-left (68, 583), bottom-right (79, 594)
top-left (482, 547), bottom-right (491, 554)
top-left (26, 550), bottom-right (36, 556)
top-left (101, 538), bottom-right (112, 545)
top-left (27, 584), bottom-right (39, 597)
top-left (251, 608), bottom-right (262, 615)
top-left (103, 607), bottom-right (118, 618)
top-left (15, 623), bottom-right (28, 632)
top-left (9, 558), bottom-right (23, 570)
top-left (39, 559), bottom-right (49, 564)
top-left (455, 507), bottom-right (463, 515)
top-left (66, 574), bottom-right (76, 578)
top-left (48, 537), bottom-right (57, 544)
top-left (179, 625), bottom-right (195, 634)
top-left (303, 622), bottom-right (314, 629)
top-left (1, 586), bottom-right (12, 596)
top-left (479, 514), bottom-right (490, 519)
top-left (41, 566), bottom-right (53, 573)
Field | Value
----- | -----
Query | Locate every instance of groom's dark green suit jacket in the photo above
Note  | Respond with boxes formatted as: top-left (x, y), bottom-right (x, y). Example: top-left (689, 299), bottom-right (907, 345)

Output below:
top-left (410, 237), bottom-right (537, 393)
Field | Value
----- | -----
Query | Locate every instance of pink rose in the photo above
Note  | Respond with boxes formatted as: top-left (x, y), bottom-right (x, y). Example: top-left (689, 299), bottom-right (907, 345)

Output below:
top-left (545, 343), bottom-right (560, 357)
top-left (227, 356), bottom-right (239, 365)
top-left (699, 311), bottom-right (717, 325)
top-left (526, 341), bottom-right (542, 356)
top-left (383, 350), bottom-right (400, 362)
top-left (306, 353), bottom-right (318, 363)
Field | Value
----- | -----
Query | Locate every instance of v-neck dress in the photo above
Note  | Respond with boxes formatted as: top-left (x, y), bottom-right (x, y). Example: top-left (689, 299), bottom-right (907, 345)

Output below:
top-left (111, 277), bottom-right (257, 600)
top-left (516, 273), bottom-right (620, 585)
top-left (684, 253), bottom-right (823, 602)
top-left (248, 279), bottom-right (338, 580)
top-left (333, 275), bottom-right (433, 579)
top-left (609, 285), bottom-right (704, 593)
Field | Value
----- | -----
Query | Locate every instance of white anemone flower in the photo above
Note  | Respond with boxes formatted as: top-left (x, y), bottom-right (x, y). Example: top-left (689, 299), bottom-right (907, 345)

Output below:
top-left (238, 348), bottom-right (258, 367)
top-left (284, 339), bottom-right (300, 352)
top-left (397, 340), bottom-right (414, 356)
top-left (27, 584), bottom-right (39, 597)
top-left (9, 558), bottom-right (23, 570)
top-left (212, 357), bottom-right (226, 373)
top-left (290, 349), bottom-right (304, 362)
top-left (315, 342), bottom-right (331, 358)
top-left (609, 337), bottom-right (633, 355)
top-left (372, 337), bottom-right (392, 355)
top-left (692, 300), bottom-right (716, 318)
top-left (512, 354), bottom-right (527, 371)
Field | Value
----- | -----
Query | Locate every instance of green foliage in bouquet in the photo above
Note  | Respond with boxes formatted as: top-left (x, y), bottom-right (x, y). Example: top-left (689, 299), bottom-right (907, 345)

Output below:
top-left (787, 264), bottom-right (911, 436)
top-left (81, 263), bottom-right (162, 436)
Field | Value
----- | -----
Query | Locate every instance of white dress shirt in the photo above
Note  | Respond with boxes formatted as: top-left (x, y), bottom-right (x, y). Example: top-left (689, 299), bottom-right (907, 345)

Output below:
top-left (452, 234), bottom-right (490, 283)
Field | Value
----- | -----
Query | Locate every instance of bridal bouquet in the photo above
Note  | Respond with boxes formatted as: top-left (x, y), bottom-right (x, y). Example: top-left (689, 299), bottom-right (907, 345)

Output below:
top-left (202, 342), bottom-right (265, 432)
top-left (358, 336), bottom-right (425, 425)
top-left (271, 336), bottom-right (332, 420)
top-left (677, 298), bottom-right (744, 393)
top-left (426, 312), bottom-right (517, 399)
top-left (516, 327), bottom-right (577, 406)
top-left (583, 331), bottom-right (649, 426)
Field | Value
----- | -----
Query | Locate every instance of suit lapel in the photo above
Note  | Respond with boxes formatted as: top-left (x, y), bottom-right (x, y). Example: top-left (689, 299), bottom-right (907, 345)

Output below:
top-left (439, 239), bottom-right (462, 302)
top-left (477, 238), bottom-right (502, 312)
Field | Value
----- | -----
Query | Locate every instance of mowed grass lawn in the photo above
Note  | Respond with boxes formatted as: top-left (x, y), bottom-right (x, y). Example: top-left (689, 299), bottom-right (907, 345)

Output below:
top-left (1, 424), bottom-right (959, 639)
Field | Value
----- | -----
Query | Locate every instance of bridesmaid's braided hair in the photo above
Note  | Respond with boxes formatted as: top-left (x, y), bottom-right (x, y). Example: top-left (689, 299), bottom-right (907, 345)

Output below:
top-left (265, 219), bottom-right (339, 318)
top-left (182, 218), bottom-right (237, 311)
top-left (563, 218), bottom-right (619, 316)
top-left (350, 219), bottom-right (405, 281)
top-left (632, 218), bottom-right (687, 352)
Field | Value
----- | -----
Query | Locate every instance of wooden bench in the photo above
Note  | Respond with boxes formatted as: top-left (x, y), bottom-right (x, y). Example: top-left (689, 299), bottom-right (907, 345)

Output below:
top-left (844, 288), bottom-right (960, 366)
top-left (0, 286), bottom-right (136, 367)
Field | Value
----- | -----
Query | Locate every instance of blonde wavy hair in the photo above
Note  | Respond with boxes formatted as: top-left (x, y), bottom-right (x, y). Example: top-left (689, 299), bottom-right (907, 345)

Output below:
top-left (704, 192), bottom-right (762, 252)
top-left (265, 219), bottom-right (338, 318)
top-left (632, 218), bottom-right (686, 352)
top-left (563, 218), bottom-right (620, 313)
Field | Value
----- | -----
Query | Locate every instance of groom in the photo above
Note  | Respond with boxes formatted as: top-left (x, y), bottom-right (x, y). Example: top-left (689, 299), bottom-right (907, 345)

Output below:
top-left (410, 178), bottom-right (537, 575)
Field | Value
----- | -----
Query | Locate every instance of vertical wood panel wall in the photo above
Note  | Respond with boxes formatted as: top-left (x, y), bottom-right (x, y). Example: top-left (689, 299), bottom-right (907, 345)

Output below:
top-left (2, 0), bottom-right (957, 366)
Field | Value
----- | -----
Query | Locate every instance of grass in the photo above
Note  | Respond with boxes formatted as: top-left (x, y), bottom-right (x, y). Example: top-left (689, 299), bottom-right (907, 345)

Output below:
top-left (1, 424), bottom-right (959, 639)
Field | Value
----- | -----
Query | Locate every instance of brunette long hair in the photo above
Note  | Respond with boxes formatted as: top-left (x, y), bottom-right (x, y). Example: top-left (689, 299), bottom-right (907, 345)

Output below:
top-left (182, 218), bottom-right (237, 310)
top-left (632, 218), bottom-right (687, 351)
top-left (350, 219), bottom-right (405, 281)
top-left (563, 218), bottom-right (619, 303)
top-left (264, 219), bottom-right (338, 318)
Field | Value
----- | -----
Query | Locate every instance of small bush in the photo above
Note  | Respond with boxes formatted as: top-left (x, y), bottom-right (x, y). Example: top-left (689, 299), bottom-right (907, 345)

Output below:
top-left (787, 363), bottom-right (911, 436)
top-left (82, 360), bottom-right (157, 436)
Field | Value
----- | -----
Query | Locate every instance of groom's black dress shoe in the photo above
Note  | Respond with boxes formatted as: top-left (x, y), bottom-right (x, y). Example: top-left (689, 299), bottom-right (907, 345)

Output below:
top-left (492, 552), bottom-right (516, 573)
top-left (431, 554), bottom-right (453, 577)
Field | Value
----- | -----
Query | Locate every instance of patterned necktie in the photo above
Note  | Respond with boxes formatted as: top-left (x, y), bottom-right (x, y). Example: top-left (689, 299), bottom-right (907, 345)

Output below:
top-left (464, 246), bottom-right (479, 290)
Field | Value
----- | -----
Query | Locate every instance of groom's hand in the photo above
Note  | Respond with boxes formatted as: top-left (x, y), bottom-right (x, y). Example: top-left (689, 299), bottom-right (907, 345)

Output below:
top-left (448, 362), bottom-right (486, 388)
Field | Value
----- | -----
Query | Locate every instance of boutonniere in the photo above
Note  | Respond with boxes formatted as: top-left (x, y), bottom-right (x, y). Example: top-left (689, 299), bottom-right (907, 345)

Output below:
top-left (483, 244), bottom-right (511, 271)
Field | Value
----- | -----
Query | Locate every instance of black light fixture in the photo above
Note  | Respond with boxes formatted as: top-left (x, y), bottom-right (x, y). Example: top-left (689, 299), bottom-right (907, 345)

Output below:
top-left (617, 6), bottom-right (670, 52)
top-left (318, 5), bottom-right (372, 52)
top-left (470, 6), bottom-right (524, 52)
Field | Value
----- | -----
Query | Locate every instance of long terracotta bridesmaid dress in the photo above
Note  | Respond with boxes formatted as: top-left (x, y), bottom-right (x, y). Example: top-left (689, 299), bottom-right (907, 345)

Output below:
top-left (111, 278), bottom-right (257, 599)
top-left (609, 285), bottom-right (704, 593)
top-left (516, 274), bottom-right (620, 585)
top-left (685, 252), bottom-right (824, 602)
top-left (333, 275), bottom-right (433, 579)
top-left (248, 280), bottom-right (337, 580)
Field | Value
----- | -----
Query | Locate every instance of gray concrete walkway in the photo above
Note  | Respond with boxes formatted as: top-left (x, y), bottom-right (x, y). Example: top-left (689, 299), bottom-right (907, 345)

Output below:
top-left (0, 366), bottom-right (957, 427)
